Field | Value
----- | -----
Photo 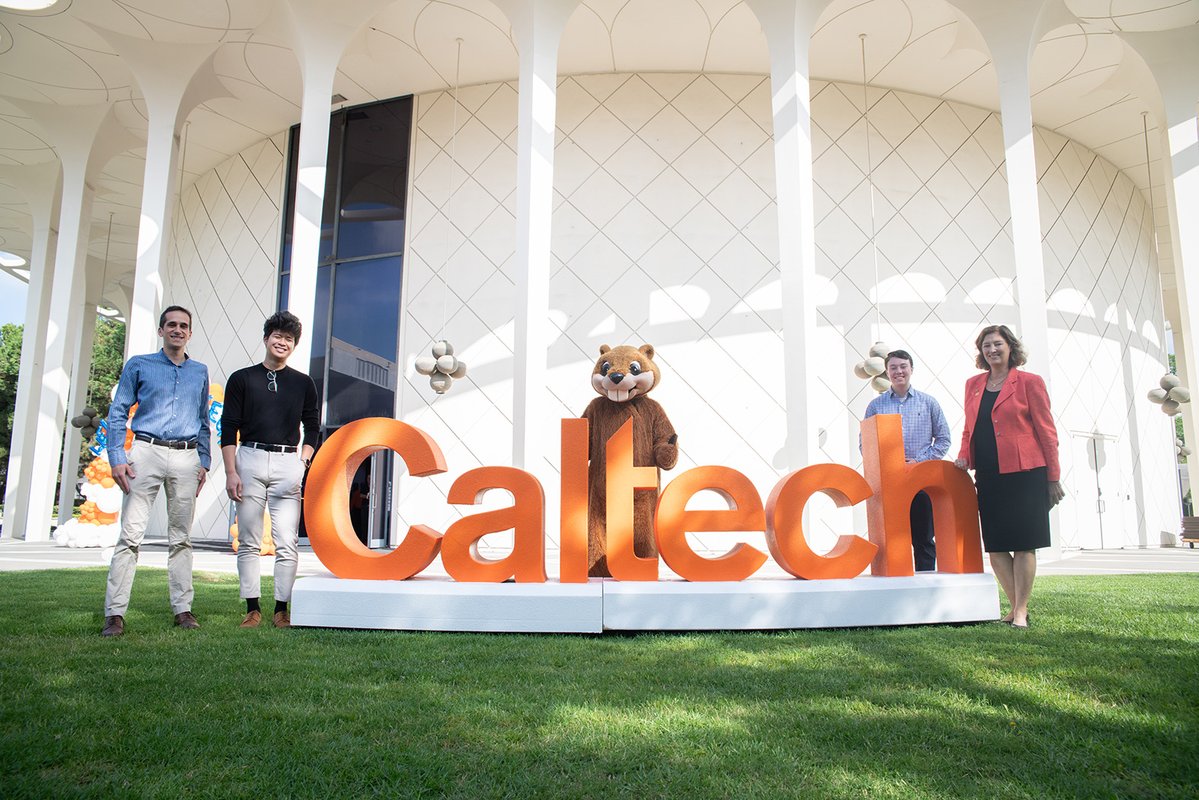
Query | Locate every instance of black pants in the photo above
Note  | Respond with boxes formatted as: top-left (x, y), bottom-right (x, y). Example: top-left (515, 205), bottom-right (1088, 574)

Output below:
top-left (911, 490), bottom-right (936, 571)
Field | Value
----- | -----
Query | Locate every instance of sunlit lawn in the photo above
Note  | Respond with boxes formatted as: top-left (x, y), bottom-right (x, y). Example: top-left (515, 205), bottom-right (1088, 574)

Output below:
top-left (0, 568), bottom-right (1195, 799)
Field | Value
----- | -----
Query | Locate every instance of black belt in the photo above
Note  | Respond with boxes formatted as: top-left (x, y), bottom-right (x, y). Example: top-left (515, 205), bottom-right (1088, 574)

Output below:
top-left (134, 433), bottom-right (198, 450)
top-left (242, 441), bottom-right (298, 454)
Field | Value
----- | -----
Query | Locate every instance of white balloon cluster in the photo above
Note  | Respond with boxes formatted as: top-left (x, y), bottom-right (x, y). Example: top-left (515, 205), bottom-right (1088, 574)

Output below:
top-left (414, 340), bottom-right (468, 394)
top-left (1175, 437), bottom-right (1192, 458)
top-left (853, 342), bottom-right (893, 393)
top-left (1147, 373), bottom-right (1190, 417)
top-left (70, 406), bottom-right (102, 440)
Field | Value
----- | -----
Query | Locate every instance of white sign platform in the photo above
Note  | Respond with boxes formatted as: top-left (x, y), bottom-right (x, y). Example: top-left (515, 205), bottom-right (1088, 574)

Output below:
top-left (291, 573), bottom-right (1000, 633)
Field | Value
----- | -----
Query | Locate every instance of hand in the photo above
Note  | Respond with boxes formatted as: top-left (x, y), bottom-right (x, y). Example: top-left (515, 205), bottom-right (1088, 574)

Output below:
top-left (953, 458), bottom-right (968, 470)
top-left (112, 463), bottom-right (135, 494)
top-left (226, 470), bottom-right (243, 502)
top-left (1048, 480), bottom-right (1065, 508)
top-left (196, 467), bottom-right (208, 497)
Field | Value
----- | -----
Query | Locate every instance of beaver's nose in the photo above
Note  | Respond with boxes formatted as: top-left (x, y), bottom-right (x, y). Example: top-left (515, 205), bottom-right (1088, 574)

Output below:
top-left (608, 371), bottom-right (625, 384)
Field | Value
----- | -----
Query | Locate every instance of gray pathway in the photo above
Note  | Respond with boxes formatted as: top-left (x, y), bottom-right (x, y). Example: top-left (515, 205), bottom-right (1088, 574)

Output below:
top-left (1, 537), bottom-right (1197, 576)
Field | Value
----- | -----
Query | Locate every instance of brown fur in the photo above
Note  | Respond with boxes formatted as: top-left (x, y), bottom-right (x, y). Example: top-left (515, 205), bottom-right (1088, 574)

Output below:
top-left (582, 344), bottom-right (678, 577)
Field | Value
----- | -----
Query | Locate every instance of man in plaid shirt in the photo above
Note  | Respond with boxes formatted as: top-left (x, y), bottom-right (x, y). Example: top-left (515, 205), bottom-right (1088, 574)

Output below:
top-left (863, 349), bottom-right (951, 571)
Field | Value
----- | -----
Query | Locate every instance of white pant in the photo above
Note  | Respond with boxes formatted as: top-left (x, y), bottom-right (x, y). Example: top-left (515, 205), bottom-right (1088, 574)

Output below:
top-left (104, 440), bottom-right (201, 616)
top-left (235, 447), bottom-right (304, 602)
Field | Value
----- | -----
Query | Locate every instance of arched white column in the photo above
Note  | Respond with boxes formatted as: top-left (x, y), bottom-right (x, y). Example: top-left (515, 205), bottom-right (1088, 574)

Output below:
top-left (280, 0), bottom-right (393, 372)
top-left (952, 0), bottom-right (1069, 374)
top-left (18, 103), bottom-right (112, 541)
top-left (0, 161), bottom-right (61, 538)
top-left (746, 0), bottom-right (832, 470)
top-left (87, 28), bottom-right (223, 357)
top-left (56, 298), bottom-right (98, 525)
top-left (1122, 28), bottom-right (1199, 481)
top-left (494, 0), bottom-right (579, 471)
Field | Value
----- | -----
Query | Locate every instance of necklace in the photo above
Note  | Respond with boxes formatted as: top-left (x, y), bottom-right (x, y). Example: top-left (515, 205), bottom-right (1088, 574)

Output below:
top-left (986, 373), bottom-right (1007, 391)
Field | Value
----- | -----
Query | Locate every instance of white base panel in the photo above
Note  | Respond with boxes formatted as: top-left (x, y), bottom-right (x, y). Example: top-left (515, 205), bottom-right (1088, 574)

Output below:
top-left (291, 576), bottom-right (605, 633)
top-left (292, 573), bottom-right (1000, 633)
top-left (602, 573), bottom-right (1000, 630)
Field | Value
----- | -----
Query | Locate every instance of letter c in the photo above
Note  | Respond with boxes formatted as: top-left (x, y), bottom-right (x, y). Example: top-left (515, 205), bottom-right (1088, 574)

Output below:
top-left (303, 418), bottom-right (447, 580)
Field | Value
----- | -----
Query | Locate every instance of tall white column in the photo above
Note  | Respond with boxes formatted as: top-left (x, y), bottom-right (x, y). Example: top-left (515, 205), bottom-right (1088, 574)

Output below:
top-left (1, 161), bottom-right (60, 538)
top-left (952, 0), bottom-right (1058, 372)
top-left (281, 0), bottom-right (393, 371)
top-left (747, 0), bottom-right (830, 470)
top-left (495, 0), bottom-right (577, 471)
top-left (56, 301), bottom-right (98, 525)
top-left (22, 104), bottom-right (111, 541)
top-left (87, 29), bottom-right (222, 357)
top-left (1122, 27), bottom-right (1199, 483)
top-left (996, 65), bottom-right (1051, 372)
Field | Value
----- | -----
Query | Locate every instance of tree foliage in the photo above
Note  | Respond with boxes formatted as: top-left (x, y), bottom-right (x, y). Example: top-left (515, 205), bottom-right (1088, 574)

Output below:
top-left (87, 318), bottom-right (126, 419)
top-left (0, 318), bottom-right (126, 499)
top-left (0, 323), bottom-right (22, 495)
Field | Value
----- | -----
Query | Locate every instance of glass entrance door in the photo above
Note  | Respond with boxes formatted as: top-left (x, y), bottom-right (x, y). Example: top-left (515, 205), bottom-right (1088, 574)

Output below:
top-left (349, 450), bottom-right (392, 549)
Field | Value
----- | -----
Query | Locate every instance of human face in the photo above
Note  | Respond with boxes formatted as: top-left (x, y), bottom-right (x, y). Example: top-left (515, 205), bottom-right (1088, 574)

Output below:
top-left (157, 310), bottom-right (192, 353)
top-left (264, 329), bottom-right (296, 367)
top-left (886, 357), bottom-right (912, 395)
top-left (980, 332), bottom-right (1010, 372)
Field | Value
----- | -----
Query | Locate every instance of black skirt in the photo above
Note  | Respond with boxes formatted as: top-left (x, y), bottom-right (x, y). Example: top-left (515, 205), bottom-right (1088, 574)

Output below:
top-left (975, 467), bottom-right (1052, 552)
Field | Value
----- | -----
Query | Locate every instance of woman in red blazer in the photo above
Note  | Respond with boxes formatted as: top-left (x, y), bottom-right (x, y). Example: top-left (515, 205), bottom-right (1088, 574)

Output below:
top-left (954, 325), bottom-right (1064, 628)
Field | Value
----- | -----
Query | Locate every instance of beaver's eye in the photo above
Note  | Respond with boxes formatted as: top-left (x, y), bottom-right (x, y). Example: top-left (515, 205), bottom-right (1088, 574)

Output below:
top-left (600, 361), bottom-right (611, 376)
top-left (629, 362), bottom-right (642, 375)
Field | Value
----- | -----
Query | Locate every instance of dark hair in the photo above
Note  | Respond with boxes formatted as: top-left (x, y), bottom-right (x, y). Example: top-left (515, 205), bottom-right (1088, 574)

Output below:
top-left (974, 324), bottom-right (1028, 370)
top-left (264, 311), bottom-right (303, 343)
top-left (158, 305), bottom-right (193, 329)
top-left (885, 350), bottom-right (913, 369)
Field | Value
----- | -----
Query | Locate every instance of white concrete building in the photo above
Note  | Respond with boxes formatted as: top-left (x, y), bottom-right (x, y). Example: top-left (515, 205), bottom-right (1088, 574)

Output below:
top-left (0, 0), bottom-right (1196, 557)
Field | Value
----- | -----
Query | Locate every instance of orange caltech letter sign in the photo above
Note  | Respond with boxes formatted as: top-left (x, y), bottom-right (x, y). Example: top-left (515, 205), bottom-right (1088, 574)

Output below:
top-left (604, 419), bottom-right (659, 581)
top-left (859, 414), bottom-right (983, 576)
top-left (442, 467), bottom-right (548, 583)
top-left (655, 466), bottom-right (768, 581)
top-left (304, 418), bottom-right (447, 580)
top-left (765, 464), bottom-right (878, 580)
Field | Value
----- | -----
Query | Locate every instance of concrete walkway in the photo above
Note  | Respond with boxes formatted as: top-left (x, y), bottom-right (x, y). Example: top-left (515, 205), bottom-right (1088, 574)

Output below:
top-left (2, 537), bottom-right (1197, 576)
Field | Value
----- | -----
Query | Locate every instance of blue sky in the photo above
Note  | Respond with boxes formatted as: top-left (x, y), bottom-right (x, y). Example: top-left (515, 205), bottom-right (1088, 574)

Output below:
top-left (0, 271), bottom-right (28, 327)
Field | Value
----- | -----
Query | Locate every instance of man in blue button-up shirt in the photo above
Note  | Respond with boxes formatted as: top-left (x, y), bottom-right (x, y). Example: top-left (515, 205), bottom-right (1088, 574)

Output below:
top-left (863, 350), bottom-right (951, 571)
top-left (101, 306), bottom-right (212, 637)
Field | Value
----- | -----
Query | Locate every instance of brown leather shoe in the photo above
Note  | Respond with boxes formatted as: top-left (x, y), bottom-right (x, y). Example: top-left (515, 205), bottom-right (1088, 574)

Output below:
top-left (174, 611), bottom-right (200, 629)
top-left (240, 610), bottom-right (261, 629)
top-left (101, 615), bottom-right (124, 637)
top-left (273, 610), bottom-right (291, 629)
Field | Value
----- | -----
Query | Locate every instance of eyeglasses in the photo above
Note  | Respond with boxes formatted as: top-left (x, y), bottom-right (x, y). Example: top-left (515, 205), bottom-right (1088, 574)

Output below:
top-left (267, 370), bottom-right (277, 393)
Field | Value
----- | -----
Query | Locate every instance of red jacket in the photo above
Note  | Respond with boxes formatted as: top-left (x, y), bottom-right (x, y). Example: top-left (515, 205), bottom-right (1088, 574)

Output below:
top-left (958, 368), bottom-right (1060, 481)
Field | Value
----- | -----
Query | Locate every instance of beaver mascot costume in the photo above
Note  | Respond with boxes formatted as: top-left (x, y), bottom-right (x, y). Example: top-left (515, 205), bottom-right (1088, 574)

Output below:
top-left (581, 343), bottom-right (678, 577)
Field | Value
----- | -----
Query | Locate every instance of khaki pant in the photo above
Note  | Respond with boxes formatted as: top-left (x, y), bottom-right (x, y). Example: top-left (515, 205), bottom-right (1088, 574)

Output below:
top-left (104, 440), bottom-right (201, 616)
top-left (235, 447), bottom-right (304, 602)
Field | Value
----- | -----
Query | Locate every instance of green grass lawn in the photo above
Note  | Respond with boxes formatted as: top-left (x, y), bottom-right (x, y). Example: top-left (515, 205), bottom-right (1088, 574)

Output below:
top-left (1, 569), bottom-right (1196, 799)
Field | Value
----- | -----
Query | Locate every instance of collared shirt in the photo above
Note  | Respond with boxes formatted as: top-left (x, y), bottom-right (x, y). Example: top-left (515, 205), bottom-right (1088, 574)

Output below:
top-left (863, 386), bottom-right (951, 462)
top-left (107, 349), bottom-right (212, 469)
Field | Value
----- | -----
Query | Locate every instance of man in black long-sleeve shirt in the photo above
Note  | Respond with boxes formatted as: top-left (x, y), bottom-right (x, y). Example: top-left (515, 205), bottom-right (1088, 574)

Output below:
top-left (221, 311), bottom-right (320, 628)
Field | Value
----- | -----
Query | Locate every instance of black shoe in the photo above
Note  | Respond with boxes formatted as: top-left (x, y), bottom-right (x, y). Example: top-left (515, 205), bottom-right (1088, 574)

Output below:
top-left (174, 611), bottom-right (200, 629)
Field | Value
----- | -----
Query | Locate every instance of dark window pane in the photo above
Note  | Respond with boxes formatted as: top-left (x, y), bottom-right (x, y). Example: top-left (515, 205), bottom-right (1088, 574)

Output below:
top-left (308, 265), bottom-right (332, 404)
top-left (318, 116), bottom-right (344, 264)
top-left (325, 257), bottom-right (400, 426)
top-left (279, 126), bottom-right (300, 274)
top-left (277, 273), bottom-right (289, 312)
top-left (336, 99), bottom-right (412, 259)
top-left (325, 371), bottom-right (395, 428)
top-left (330, 257), bottom-right (400, 361)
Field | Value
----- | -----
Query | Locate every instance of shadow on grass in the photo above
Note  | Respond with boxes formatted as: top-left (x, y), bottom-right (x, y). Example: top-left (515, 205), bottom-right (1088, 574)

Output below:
top-left (0, 569), bottom-right (1195, 799)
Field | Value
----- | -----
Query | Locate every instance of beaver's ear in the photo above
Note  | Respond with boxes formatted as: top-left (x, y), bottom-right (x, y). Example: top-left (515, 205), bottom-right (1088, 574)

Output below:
top-left (639, 343), bottom-right (655, 360)
top-left (599, 344), bottom-right (611, 355)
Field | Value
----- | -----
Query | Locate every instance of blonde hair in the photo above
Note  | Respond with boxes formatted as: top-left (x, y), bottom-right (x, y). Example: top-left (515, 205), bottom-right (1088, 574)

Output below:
top-left (974, 325), bottom-right (1028, 370)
